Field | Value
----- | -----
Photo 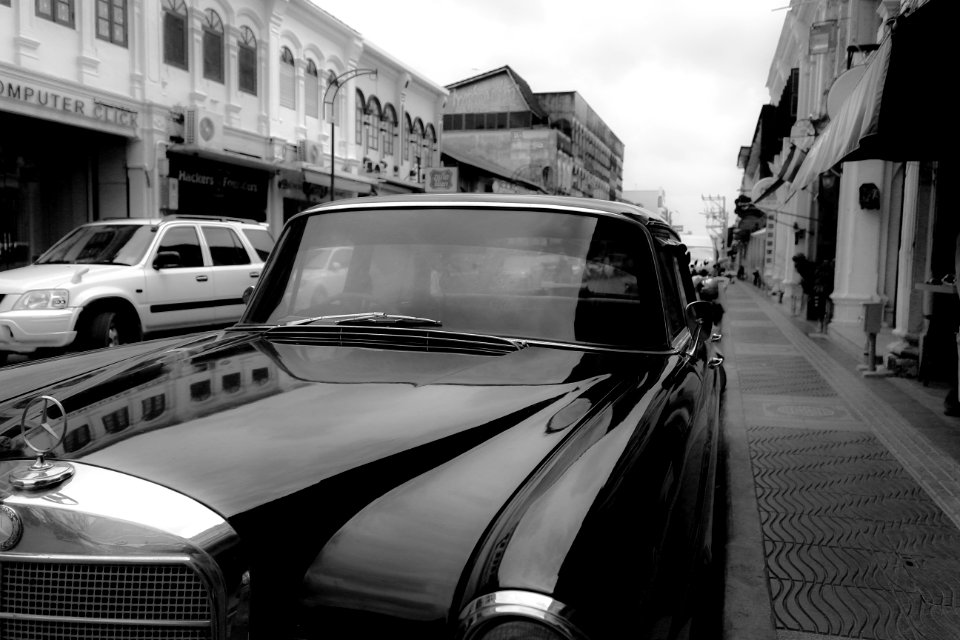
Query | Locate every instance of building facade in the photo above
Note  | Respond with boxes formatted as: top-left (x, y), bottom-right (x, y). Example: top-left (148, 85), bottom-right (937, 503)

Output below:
top-left (0, 0), bottom-right (446, 271)
top-left (441, 66), bottom-right (623, 200)
top-left (739, 0), bottom-right (953, 380)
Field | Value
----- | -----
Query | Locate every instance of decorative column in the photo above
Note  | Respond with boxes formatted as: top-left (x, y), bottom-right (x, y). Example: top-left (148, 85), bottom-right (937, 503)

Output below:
top-left (13, 0), bottom-right (41, 67)
top-left (892, 162), bottom-right (924, 341)
top-left (225, 25), bottom-right (241, 127)
top-left (829, 159), bottom-right (885, 325)
top-left (77, 0), bottom-right (100, 83)
top-left (187, 8), bottom-right (206, 104)
top-left (129, 0), bottom-right (146, 101)
top-left (295, 58), bottom-right (307, 139)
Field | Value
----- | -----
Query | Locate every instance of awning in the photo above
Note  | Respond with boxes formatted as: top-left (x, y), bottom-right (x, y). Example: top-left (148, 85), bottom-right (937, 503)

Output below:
top-left (790, 0), bottom-right (954, 191)
top-left (754, 142), bottom-right (809, 204)
top-left (302, 167), bottom-right (377, 195)
top-left (376, 176), bottom-right (425, 195)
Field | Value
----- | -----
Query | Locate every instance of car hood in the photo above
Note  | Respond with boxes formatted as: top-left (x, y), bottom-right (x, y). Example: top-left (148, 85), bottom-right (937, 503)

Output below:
top-left (0, 330), bottom-right (671, 632)
top-left (0, 263), bottom-right (132, 294)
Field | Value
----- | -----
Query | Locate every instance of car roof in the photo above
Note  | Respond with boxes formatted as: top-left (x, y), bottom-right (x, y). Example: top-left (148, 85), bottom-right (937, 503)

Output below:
top-left (84, 215), bottom-right (267, 227)
top-left (296, 193), bottom-right (677, 238)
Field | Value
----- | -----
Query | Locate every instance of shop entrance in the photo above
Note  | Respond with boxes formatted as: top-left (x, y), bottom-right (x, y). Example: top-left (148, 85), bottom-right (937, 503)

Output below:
top-left (0, 111), bottom-right (128, 271)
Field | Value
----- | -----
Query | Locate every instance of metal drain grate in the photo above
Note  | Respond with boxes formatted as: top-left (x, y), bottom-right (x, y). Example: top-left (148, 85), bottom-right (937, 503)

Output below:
top-left (733, 326), bottom-right (790, 345)
top-left (747, 426), bottom-right (960, 638)
top-left (737, 355), bottom-right (836, 396)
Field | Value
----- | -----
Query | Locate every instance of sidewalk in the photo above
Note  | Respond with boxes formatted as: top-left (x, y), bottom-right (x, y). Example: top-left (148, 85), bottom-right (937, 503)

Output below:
top-left (720, 281), bottom-right (960, 640)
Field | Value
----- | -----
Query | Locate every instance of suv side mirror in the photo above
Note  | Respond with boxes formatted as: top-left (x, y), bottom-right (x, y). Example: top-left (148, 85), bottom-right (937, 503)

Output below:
top-left (153, 250), bottom-right (182, 270)
top-left (242, 285), bottom-right (255, 305)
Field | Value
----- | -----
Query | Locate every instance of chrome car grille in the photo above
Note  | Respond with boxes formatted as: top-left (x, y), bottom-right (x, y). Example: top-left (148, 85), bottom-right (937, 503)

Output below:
top-left (0, 559), bottom-right (214, 639)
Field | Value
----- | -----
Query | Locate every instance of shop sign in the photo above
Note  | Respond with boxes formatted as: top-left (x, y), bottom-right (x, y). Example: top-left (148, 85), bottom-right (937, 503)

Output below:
top-left (0, 77), bottom-right (139, 129)
top-left (166, 153), bottom-right (268, 219)
top-left (425, 167), bottom-right (458, 193)
top-left (809, 21), bottom-right (837, 55)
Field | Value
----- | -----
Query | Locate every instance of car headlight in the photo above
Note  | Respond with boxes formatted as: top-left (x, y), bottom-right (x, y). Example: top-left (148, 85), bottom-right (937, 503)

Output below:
top-left (458, 591), bottom-right (585, 640)
top-left (13, 289), bottom-right (70, 310)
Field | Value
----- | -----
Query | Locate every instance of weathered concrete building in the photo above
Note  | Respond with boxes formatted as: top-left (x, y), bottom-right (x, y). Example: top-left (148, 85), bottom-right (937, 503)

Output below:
top-left (442, 66), bottom-right (623, 200)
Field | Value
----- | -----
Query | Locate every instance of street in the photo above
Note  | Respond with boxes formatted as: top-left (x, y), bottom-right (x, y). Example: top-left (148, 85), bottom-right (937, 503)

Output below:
top-left (720, 280), bottom-right (960, 639)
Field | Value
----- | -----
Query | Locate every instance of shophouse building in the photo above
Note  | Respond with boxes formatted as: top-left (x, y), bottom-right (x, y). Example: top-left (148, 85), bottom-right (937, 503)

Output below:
top-left (738, 0), bottom-right (952, 381)
top-left (0, 0), bottom-right (446, 271)
top-left (442, 66), bottom-right (623, 200)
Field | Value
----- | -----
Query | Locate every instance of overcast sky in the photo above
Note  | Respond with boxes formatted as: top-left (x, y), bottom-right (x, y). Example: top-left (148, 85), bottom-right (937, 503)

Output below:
top-left (313, 0), bottom-right (787, 236)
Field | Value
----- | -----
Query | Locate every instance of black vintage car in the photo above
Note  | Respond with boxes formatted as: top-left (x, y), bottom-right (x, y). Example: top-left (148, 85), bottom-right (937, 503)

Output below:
top-left (0, 194), bottom-right (725, 640)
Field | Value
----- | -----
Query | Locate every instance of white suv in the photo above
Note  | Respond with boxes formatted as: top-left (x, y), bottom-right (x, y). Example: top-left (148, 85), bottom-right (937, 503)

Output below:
top-left (0, 215), bottom-right (274, 364)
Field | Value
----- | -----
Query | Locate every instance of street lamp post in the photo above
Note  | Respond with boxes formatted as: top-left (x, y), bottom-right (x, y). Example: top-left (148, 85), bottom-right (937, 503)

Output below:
top-left (323, 68), bottom-right (377, 202)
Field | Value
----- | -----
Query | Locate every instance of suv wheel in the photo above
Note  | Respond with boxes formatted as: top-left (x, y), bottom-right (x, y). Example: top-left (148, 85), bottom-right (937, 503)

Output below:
top-left (86, 310), bottom-right (131, 350)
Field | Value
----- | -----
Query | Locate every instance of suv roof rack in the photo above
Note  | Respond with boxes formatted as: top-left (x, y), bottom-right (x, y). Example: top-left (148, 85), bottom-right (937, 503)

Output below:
top-left (162, 214), bottom-right (256, 224)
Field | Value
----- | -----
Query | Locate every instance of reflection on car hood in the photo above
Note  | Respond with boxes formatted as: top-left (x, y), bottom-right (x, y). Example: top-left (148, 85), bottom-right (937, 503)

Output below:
top-left (0, 263), bottom-right (132, 293)
top-left (0, 331), bottom-right (671, 632)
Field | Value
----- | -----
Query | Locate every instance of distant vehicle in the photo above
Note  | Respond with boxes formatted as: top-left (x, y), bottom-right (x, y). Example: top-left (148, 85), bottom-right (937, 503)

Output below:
top-left (0, 215), bottom-right (274, 364)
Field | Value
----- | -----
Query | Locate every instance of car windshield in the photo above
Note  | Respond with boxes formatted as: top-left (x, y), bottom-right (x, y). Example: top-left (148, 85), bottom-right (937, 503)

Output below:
top-left (246, 207), bottom-right (667, 348)
top-left (36, 224), bottom-right (155, 266)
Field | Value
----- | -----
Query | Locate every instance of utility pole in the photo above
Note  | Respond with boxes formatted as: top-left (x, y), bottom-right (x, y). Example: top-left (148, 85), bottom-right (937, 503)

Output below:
top-left (701, 194), bottom-right (728, 262)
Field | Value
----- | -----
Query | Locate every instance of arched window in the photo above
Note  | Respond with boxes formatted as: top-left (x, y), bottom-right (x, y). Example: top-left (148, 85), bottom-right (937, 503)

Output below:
top-left (411, 118), bottom-right (424, 165)
top-left (355, 89), bottom-right (366, 146)
top-left (424, 124), bottom-right (437, 168)
top-left (366, 97), bottom-right (381, 151)
top-left (305, 60), bottom-right (319, 119)
top-left (96, 0), bottom-right (127, 46)
top-left (382, 104), bottom-right (397, 156)
top-left (162, 0), bottom-right (187, 69)
top-left (238, 27), bottom-right (257, 95)
top-left (38, 0), bottom-right (75, 27)
top-left (202, 9), bottom-right (224, 83)
top-left (279, 47), bottom-right (295, 109)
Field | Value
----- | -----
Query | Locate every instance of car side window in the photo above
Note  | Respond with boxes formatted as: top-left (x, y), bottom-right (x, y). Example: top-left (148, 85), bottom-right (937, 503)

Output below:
top-left (202, 226), bottom-right (250, 266)
top-left (157, 226), bottom-right (204, 268)
top-left (242, 228), bottom-right (275, 261)
top-left (655, 247), bottom-right (687, 338)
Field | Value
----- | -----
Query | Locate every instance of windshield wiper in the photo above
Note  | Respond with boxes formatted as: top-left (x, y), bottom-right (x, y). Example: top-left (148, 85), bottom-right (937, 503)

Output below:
top-left (283, 312), bottom-right (442, 327)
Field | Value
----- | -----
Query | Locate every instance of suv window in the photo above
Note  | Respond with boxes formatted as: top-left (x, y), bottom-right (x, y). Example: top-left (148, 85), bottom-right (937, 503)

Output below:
top-left (202, 226), bottom-right (250, 266)
top-left (37, 224), bottom-right (155, 266)
top-left (242, 228), bottom-right (275, 261)
top-left (158, 226), bottom-right (204, 268)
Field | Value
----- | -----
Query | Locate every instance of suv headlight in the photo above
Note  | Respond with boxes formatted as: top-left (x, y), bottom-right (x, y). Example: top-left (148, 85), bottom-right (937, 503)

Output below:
top-left (13, 289), bottom-right (70, 310)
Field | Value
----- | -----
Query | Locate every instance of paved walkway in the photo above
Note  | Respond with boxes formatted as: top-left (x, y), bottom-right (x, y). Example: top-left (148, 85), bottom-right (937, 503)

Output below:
top-left (721, 281), bottom-right (960, 640)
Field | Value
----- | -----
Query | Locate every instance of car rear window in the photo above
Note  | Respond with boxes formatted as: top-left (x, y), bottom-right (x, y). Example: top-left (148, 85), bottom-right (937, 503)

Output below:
top-left (242, 228), bottom-right (275, 261)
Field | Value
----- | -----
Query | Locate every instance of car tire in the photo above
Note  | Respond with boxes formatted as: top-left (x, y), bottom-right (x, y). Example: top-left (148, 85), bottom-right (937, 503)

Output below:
top-left (85, 310), bottom-right (131, 350)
